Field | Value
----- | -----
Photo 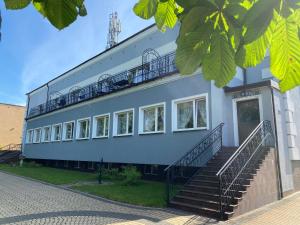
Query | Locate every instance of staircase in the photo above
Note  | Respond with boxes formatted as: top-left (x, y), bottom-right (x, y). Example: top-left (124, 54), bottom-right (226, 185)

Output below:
top-left (0, 144), bottom-right (22, 163)
top-left (165, 121), bottom-right (277, 220)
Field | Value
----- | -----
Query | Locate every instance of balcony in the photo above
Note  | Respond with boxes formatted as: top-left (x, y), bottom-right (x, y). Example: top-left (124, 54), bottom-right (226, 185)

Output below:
top-left (27, 51), bottom-right (177, 119)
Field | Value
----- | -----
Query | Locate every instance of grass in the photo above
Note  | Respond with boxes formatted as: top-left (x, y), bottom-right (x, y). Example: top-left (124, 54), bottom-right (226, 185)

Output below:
top-left (72, 180), bottom-right (167, 208)
top-left (0, 163), bottom-right (167, 208)
top-left (0, 163), bottom-right (97, 185)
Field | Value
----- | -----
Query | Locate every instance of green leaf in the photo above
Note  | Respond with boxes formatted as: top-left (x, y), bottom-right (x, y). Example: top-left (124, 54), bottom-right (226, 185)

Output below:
top-left (270, 13), bottom-right (300, 91)
top-left (243, 0), bottom-right (279, 44)
top-left (4, 0), bottom-right (31, 9)
top-left (202, 31), bottom-right (236, 87)
top-left (236, 22), bottom-right (273, 67)
top-left (179, 6), bottom-right (214, 37)
top-left (176, 23), bottom-right (212, 74)
top-left (33, 0), bottom-right (79, 30)
top-left (154, 0), bottom-right (180, 31)
top-left (133, 0), bottom-right (158, 19)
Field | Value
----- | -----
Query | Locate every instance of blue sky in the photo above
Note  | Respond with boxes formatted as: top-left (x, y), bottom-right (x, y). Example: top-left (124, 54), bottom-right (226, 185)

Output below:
top-left (0, 1), bottom-right (153, 106)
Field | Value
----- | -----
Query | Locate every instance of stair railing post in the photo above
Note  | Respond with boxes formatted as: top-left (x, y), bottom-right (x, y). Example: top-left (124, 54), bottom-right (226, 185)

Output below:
top-left (166, 168), bottom-right (170, 205)
top-left (219, 175), bottom-right (223, 219)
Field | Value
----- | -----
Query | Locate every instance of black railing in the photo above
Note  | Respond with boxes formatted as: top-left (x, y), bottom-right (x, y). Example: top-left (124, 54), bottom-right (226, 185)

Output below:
top-left (165, 123), bottom-right (224, 203)
top-left (0, 144), bottom-right (22, 151)
top-left (28, 51), bottom-right (177, 119)
top-left (216, 120), bottom-right (275, 218)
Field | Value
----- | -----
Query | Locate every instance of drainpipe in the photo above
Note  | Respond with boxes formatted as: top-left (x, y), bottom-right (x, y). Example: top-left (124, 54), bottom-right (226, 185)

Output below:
top-left (270, 87), bottom-right (284, 199)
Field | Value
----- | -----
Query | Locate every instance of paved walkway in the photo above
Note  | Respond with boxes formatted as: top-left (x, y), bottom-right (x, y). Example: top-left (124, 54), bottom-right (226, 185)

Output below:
top-left (0, 172), bottom-right (215, 225)
top-left (0, 171), bottom-right (299, 225)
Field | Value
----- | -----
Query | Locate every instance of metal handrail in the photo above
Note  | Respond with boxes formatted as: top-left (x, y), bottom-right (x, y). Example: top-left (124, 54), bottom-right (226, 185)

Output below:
top-left (216, 120), bottom-right (275, 218)
top-left (165, 123), bottom-right (224, 172)
top-left (216, 120), bottom-right (265, 176)
top-left (0, 143), bottom-right (22, 151)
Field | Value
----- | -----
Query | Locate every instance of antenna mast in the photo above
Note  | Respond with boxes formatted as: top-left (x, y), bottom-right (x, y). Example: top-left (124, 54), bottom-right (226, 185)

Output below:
top-left (106, 12), bottom-right (121, 49)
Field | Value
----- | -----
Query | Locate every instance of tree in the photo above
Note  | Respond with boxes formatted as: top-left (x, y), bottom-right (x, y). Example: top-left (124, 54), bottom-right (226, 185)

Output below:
top-left (2, 0), bottom-right (300, 92)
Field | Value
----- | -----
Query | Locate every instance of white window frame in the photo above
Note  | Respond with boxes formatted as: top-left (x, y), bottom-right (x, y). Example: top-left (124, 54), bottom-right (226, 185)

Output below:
top-left (139, 102), bottom-right (166, 135)
top-left (33, 128), bottom-right (42, 144)
top-left (62, 121), bottom-right (75, 141)
top-left (76, 117), bottom-right (91, 140)
top-left (92, 113), bottom-right (110, 139)
top-left (26, 129), bottom-right (34, 144)
top-left (42, 126), bottom-right (51, 143)
top-left (172, 93), bottom-right (209, 132)
top-left (51, 123), bottom-right (62, 142)
top-left (113, 108), bottom-right (134, 137)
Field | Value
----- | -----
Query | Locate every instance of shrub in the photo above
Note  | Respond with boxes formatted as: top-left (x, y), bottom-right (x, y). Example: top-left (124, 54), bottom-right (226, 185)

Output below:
top-left (22, 161), bottom-right (42, 168)
top-left (102, 168), bottom-right (122, 181)
top-left (120, 166), bottom-right (141, 185)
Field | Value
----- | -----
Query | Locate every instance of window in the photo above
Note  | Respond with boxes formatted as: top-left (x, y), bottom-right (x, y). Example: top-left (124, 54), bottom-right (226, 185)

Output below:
top-left (26, 129), bottom-right (34, 144)
top-left (93, 114), bottom-right (110, 138)
top-left (33, 128), bottom-right (42, 143)
top-left (42, 126), bottom-right (51, 142)
top-left (139, 103), bottom-right (165, 134)
top-left (113, 109), bottom-right (134, 136)
top-left (172, 94), bottom-right (208, 131)
top-left (76, 118), bottom-right (90, 139)
top-left (51, 124), bottom-right (62, 141)
top-left (63, 121), bottom-right (75, 141)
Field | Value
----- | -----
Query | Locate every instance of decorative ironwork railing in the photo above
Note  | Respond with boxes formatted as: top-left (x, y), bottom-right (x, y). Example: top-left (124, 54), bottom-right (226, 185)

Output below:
top-left (165, 123), bottom-right (224, 203)
top-left (27, 51), bottom-right (177, 119)
top-left (0, 143), bottom-right (22, 151)
top-left (216, 120), bottom-right (275, 218)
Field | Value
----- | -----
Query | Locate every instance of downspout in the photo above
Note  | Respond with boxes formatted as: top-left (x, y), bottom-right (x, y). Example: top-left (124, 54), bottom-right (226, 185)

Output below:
top-left (270, 86), bottom-right (284, 199)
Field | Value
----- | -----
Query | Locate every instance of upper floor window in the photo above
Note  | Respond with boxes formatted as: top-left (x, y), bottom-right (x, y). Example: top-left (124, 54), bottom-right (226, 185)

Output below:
top-left (42, 126), bottom-right (51, 142)
top-left (33, 128), bottom-right (42, 143)
top-left (139, 103), bottom-right (165, 134)
top-left (76, 118), bottom-right (90, 140)
top-left (93, 114), bottom-right (110, 138)
top-left (172, 94), bottom-right (208, 131)
top-left (26, 129), bottom-right (34, 144)
top-left (63, 121), bottom-right (75, 141)
top-left (113, 109), bottom-right (134, 136)
top-left (51, 124), bottom-right (62, 142)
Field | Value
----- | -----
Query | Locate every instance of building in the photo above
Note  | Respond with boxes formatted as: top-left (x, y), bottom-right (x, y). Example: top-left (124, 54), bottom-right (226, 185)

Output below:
top-left (0, 103), bottom-right (25, 149)
top-left (22, 24), bottom-right (300, 219)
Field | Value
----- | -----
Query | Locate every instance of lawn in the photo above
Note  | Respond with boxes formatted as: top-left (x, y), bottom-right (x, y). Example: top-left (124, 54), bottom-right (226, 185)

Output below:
top-left (72, 181), bottom-right (167, 207)
top-left (0, 164), bottom-right (97, 185)
top-left (0, 163), bottom-right (167, 207)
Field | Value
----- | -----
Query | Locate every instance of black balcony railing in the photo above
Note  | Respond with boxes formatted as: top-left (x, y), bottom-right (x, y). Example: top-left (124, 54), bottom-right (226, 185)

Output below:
top-left (28, 51), bottom-right (177, 119)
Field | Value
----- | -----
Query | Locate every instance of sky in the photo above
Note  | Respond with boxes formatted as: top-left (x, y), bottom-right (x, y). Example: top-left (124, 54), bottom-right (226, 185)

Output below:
top-left (0, 1), bottom-right (153, 106)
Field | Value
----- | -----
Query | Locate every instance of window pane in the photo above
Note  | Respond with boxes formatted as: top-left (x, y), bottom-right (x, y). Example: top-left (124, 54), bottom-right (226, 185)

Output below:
top-left (104, 116), bottom-right (109, 136)
top-left (96, 117), bottom-right (105, 137)
top-left (157, 106), bottom-right (164, 131)
top-left (128, 111), bottom-right (133, 133)
top-left (177, 101), bottom-right (193, 129)
top-left (196, 99), bottom-right (207, 127)
top-left (143, 108), bottom-right (155, 132)
top-left (54, 126), bottom-right (61, 140)
top-left (117, 113), bottom-right (127, 135)
top-left (66, 123), bottom-right (73, 139)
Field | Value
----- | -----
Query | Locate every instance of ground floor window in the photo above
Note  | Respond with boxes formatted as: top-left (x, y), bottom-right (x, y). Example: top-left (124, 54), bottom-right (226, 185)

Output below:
top-left (76, 118), bottom-right (90, 139)
top-left (51, 124), bottom-right (62, 141)
top-left (63, 121), bottom-right (75, 141)
top-left (26, 130), bottom-right (34, 144)
top-left (172, 94), bottom-right (208, 131)
top-left (113, 109), bottom-right (134, 136)
top-left (93, 114), bottom-right (110, 138)
top-left (33, 128), bottom-right (42, 143)
top-left (42, 126), bottom-right (51, 142)
top-left (139, 103), bottom-right (165, 134)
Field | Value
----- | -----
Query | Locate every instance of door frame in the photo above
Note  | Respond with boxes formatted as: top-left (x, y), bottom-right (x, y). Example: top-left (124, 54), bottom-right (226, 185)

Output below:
top-left (232, 95), bottom-right (263, 146)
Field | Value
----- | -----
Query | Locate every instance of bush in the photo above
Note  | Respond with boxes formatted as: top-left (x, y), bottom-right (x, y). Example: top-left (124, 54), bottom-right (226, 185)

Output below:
top-left (120, 166), bottom-right (141, 185)
top-left (22, 161), bottom-right (42, 168)
top-left (102, 168), bottom-right (122, 181)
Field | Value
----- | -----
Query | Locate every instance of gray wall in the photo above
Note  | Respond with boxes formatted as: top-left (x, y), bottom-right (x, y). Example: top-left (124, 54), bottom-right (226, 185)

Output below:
top-left (24, 74), bottom-right (212, 165)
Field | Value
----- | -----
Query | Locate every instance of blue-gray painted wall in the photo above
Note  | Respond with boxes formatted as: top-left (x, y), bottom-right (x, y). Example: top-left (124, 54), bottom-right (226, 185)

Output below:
top-left (24, 74), bottom-right (212, 165)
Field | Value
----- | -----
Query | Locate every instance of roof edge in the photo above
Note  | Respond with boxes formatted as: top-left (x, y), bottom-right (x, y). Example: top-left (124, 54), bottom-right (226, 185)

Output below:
top-left (26, 24), bottom-right (157, 96)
